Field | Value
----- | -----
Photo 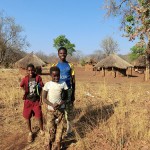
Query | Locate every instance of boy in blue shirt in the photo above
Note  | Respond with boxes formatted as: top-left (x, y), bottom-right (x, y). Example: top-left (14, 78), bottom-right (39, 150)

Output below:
top-left (52, 47), bottom-right (75, 137)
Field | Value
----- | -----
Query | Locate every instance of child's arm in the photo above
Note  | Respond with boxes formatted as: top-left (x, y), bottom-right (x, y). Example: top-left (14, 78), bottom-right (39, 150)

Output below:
top-left (70, 63), bottom-right (75, 103)
top-left (20, 78), bottom-right (25, 90)
top-left (57, 100), bottom-right (65, 105)
top-left (39, 90), bottom-right (43, 105)
top-left (71, 75), bottom-right (75, 102)
top-left (43, 90), bottom-right (53, 106)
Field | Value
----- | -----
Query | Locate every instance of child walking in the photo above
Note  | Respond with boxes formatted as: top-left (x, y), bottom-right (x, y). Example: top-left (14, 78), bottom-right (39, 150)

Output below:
top-left (43, 66), bottom-right (68, 150)
top-left (20, 63), bottom-right (44, 143)
top-left (52, 47), bottom-right (75, 137)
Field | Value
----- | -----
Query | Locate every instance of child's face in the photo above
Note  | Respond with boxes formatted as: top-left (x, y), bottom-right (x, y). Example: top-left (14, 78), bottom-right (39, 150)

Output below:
top-left (58, 49), bottom-right (67, 61)
top-left (51, 71), bottom-right (60, 82)
top-left (27, 67), bottom-right (35, 78)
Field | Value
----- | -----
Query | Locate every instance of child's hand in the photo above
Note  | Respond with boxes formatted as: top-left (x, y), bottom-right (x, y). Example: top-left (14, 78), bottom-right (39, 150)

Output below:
top-left (39, 97), bottom-right (43, 105)
top-left (53, 103), bottom-right (59, 110)
top-left (39, 101), bottom-right (43, 106)
top-left (59, 100), bottom-right (65, 105)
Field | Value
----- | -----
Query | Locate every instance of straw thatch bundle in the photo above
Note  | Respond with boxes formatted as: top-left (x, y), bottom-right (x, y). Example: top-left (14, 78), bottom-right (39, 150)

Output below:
top-left (95, 54), bottom-right (133, 69)
top-left (15, 52), bottom-right (46, 68)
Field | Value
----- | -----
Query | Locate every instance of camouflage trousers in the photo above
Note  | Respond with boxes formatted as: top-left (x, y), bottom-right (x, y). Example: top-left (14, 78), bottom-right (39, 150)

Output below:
top-left (65, 89), bottom-right (74, 122)
top-left (45, 109), bottom-right (65, 144)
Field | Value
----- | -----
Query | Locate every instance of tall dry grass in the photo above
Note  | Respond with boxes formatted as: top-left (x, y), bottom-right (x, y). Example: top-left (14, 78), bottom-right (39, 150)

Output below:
top-left (0, 69), bottom-right (150, 150)
top-left (73, 80), bottom-right (150, 150)
top-left (0, 69), bottom-right (24, 134)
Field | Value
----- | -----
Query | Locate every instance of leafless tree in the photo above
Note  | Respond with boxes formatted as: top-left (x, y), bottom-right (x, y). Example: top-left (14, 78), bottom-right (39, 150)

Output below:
top-left (90, 50), bottom-right (104, 62)
top-left (101, 36), bottom-right (119, 56)
top-left (0, 11), bottom-right (29, 64)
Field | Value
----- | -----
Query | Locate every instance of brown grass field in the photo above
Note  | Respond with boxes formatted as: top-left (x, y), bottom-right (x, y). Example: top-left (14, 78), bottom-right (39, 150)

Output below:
top-left (0, 67), bottom-right (150, 150)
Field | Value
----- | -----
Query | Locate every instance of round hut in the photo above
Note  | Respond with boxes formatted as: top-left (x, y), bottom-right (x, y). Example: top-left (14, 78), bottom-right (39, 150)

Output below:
top-left (94, 54), bottom-right (133, 77)
top-left (85, 58), bottom-right (97, 71)
top-left (15, 52), bottom-right (46, 74)
top-left (132, 55), bottom-right (146, 74)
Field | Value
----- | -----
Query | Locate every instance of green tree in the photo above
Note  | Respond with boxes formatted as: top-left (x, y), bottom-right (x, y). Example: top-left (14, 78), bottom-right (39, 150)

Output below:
top-left (129, 44), bottom-right (146, 61)
top-left (53, 35), bottom-right (75, 55)
top-left (104, 0), bottom-right (150, 80)
top-left (104, 0), bottom-right (150, 42)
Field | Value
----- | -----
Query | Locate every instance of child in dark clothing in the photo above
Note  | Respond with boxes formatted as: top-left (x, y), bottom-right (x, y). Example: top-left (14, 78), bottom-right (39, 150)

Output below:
top-left (52, 47), bottom-right (75, 136)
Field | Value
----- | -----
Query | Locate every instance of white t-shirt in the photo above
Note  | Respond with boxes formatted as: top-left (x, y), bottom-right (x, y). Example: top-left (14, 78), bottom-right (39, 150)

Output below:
top-left (43, 81), bottom-right (68, 110)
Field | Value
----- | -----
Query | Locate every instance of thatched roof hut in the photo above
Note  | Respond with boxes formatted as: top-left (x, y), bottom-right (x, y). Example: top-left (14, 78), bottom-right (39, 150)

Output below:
top-left (94, 54), bottom-right (133, 77)
top-left (132, 55), bottom-right (146, 67)
top-left (95, 54), bottom-right (133, 69)
top-left (15, 52), bottom-right (46, 69)
top-left (85, 58), bottom-right (97, 71)
top-left (85, 58), bottom-right (97, 65)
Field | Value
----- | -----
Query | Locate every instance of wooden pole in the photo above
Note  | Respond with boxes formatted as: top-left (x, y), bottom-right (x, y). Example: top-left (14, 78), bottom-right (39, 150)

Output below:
top-left (131, 67), bottom-right (132, 76)
top-left (114, 69), bottom-right (116, 78)
top-left (102, 67), bottom-right (105, 77)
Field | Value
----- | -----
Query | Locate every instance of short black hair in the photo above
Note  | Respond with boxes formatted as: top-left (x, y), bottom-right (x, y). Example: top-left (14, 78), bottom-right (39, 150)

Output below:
top-left (27, 63), bottom-right (35, 69)
top-left (50, 66), bottom-right (60, 75)
top-left (58, 47), bottom-right (67, 53)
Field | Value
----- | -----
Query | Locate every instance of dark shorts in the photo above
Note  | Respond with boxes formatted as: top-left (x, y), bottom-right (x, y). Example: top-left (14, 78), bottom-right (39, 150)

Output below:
top-left (23, 100), bottom-right (42, 119)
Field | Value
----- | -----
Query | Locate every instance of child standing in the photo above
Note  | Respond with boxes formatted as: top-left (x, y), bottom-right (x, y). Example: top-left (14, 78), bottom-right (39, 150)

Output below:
top-left (43, 66), bottom-right (68, 150)
top-left (52, 47), bottom-right (75, 137)
top-left (20, 63), bottom-right (44, 143)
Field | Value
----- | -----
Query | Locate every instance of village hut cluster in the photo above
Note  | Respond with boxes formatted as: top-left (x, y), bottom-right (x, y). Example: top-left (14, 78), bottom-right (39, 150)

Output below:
top-left (84, 54), bottom-right (148, 78)
top-left (94, 54), bottom-right (133, 77)
top-left (14, 51), bottom-right (149, 79)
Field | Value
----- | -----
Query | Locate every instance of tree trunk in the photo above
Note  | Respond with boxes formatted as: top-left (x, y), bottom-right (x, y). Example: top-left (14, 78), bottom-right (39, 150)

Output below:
top-left (145, 40), bottom-right (150, 81)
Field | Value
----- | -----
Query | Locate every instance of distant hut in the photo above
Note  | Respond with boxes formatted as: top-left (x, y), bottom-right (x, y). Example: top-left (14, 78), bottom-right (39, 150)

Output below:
top-left (85, 58), bottom-right (97, 71)
top-left (132, 55), bottom-right (146, 73)
top-left (94, 54), bottom-right (133, 77)
top-left (15, 52), bottom-right (46, 74)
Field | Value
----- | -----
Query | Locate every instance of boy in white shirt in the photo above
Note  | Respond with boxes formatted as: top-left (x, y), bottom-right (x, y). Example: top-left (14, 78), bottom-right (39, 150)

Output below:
top-left (43, 66), bottom-right (68, 150)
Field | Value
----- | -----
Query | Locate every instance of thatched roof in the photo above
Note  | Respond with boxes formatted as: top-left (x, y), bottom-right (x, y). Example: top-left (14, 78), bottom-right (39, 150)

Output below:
top-left (132, 55), bottom-right (146, 67)
top-left (95, 54), bottom-right (133, 69)
top-left (15, 52), bottom-right (46, 68)
top-left (85, 58), bottom-right (97, 64)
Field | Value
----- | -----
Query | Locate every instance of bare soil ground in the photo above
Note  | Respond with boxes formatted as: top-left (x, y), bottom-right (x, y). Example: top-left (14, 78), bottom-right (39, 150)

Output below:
top-left (0, 67), bottom-right (150, 150)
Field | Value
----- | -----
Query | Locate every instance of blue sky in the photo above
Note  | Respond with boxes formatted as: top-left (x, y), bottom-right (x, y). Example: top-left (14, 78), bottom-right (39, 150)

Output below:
top-left (1, 0), bottom-right (137, 55)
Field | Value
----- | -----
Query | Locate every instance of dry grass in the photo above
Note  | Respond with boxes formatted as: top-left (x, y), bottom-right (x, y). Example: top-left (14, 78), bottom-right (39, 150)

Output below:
top-left (0, 68), bottom-right (150, 150)
top-left (74, 80), bottom-right (150, 150)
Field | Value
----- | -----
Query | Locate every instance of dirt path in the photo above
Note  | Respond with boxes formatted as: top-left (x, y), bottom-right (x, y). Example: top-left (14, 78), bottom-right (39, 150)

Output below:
top-left (1, 132), bottom-right (27, 150)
